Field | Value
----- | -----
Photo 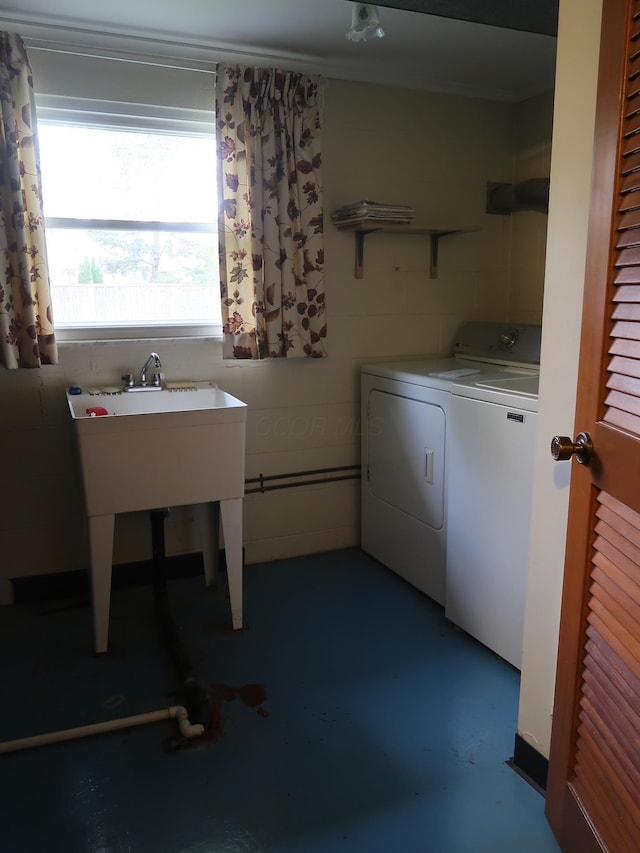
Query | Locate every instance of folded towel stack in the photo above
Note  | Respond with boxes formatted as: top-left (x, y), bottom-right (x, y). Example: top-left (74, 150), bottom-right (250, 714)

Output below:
top-left (331, 200), bottom-right (415, 224)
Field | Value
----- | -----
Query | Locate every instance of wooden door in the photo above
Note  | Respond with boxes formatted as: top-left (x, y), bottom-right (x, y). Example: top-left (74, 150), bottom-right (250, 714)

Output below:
top-left (546, 0), bottom-right (640, 849)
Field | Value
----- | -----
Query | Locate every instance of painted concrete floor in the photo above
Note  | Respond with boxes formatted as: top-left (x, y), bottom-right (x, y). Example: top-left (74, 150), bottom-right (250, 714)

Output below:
top-left (0, 549), bottom-right (560, 852)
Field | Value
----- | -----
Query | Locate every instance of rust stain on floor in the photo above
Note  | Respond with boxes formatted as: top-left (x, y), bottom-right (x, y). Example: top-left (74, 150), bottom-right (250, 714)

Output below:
top-left (210, 683), bottom-right (269, 717)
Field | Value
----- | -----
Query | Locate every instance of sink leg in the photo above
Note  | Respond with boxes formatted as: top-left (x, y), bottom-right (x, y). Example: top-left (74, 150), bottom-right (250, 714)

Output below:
top-left (88, 514), bottom-right (115, 654)
top-left (199, 501), bottom-right (220, 587)
top-left (219, 498), bottom-right (243, 630)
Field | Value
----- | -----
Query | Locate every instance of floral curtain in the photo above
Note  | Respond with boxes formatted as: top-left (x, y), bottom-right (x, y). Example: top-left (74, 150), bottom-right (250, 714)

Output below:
top-left (215, 64), bottom-right (326, 359)
top-left (0, 32), bottom-right (56, 369)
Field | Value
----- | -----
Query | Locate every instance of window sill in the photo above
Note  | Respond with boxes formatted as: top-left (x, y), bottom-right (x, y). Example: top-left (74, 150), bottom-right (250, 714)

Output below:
top-left (55, 322), bottom-right (223, 344)
top-left (57, 333), bottom-right (223, 347)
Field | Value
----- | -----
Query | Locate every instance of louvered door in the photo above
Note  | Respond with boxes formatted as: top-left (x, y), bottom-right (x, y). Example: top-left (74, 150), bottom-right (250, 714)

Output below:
top-left (546, 0), bottom-right (640, 850)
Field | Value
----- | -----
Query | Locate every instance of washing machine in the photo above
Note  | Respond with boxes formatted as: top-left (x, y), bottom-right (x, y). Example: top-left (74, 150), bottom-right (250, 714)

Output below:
top-left (360, 322), bottom-right (541, 608)
top-left (445, 365), bottom-right (540, 669)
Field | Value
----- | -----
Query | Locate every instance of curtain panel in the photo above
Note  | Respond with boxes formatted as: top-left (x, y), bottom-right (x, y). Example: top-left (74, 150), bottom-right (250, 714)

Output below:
top-left (0, 32), bottom-right (57, 369)
top-left (215, 64), bottom-right (326, 359)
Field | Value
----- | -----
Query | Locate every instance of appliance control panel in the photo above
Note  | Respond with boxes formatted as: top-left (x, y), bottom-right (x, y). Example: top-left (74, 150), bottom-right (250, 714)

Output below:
top-left (453, 322), bottom-right (541, 367)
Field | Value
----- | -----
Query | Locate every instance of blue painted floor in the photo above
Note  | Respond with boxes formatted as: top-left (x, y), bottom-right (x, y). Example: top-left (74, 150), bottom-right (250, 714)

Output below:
top-left (0, 549), bottom-right (559, 852)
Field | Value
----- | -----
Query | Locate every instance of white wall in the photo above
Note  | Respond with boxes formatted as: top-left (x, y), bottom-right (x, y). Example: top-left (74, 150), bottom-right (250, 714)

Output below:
top-left (517, 0), bottom-right (603, 758)
top-left (509, 91), bottom-right (554, 324)
top-left (1, 68), bottom-right (540, 602)
top-left (0, 46), bottom-right (550, 696)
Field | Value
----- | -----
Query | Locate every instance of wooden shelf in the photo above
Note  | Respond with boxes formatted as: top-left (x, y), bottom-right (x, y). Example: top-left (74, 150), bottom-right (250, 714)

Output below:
top-left (334, 219), bottom-right (480, 279)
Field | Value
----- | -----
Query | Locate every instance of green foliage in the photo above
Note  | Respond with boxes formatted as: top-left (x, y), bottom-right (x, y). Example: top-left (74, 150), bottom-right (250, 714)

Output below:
top-left (78, 256), bottom-right (104, 283)
top-left (91, 259), bottom-right (104, 283)
top-left (78, 257), bottom-right (92, 283)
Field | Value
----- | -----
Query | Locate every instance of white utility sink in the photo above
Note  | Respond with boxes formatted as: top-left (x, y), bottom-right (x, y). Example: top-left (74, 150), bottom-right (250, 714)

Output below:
top-left (67, 385), bottom-right (248, 653)
top-left (68, 386), bottom-right (242, 419)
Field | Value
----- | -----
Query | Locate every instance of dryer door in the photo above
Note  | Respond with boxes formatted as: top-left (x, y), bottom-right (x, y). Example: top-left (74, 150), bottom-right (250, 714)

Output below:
top-left (367, 389), bottom-right (446, 529)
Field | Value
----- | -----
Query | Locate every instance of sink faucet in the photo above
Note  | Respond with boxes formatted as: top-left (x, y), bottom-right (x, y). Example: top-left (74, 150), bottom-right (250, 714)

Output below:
top-left (140, 352), bottom-right (162, 387)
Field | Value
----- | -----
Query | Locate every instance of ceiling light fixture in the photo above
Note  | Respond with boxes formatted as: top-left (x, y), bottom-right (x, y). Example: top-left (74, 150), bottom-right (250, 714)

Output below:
top-left (346, 3), bottom-right (385, 42)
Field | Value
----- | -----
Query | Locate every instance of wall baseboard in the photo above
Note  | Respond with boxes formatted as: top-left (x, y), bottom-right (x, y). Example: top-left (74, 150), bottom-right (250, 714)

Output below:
top-left (508, 732), bottom-right (549, 795)
top-left (10, 552), bottom-right (217, 605)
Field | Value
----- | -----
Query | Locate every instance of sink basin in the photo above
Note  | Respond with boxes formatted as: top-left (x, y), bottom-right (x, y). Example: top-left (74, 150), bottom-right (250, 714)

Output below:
top-left (67, 384), bottom-right (248, 653)
top-left (68, 386), bottom-right (244, 420)
top-left (67, 386), bottom-right (247, 515)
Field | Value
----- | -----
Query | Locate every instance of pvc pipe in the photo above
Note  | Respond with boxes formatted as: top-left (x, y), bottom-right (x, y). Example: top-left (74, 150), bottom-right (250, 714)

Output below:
top-left (0, 705), bottom-right (204, 755)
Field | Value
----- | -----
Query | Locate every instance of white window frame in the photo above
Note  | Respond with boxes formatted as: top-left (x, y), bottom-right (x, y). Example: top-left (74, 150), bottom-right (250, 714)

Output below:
top-left (36, 96), bottom-right (222, 343)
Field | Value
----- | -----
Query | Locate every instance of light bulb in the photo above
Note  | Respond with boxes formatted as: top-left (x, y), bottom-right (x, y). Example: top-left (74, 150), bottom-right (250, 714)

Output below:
top-left (346, 3), bottom-right (385, 42)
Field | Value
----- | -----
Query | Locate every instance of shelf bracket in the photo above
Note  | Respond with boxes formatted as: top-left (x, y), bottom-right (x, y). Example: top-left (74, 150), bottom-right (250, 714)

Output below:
top-left (354, 228), bottom-right (459, 280)
top-left (339, 221), bottom-right (480, 281)
top-left (430, 233), bottom-right (439, 280)
top-left (354, 229), bottom-right (379, 279)
top-left (355, 230), bottom-right (366, 279)
top-left (430, 231), bottom-right (457, 280)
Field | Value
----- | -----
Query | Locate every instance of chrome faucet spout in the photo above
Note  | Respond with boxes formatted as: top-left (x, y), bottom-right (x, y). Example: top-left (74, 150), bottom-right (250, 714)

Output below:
top-left (140, 352), bottom-right (162, 387)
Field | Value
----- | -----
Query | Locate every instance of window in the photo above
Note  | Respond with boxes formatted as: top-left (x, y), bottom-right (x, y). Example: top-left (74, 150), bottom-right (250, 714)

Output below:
top-left (38, 121), bottom-right (220, 340)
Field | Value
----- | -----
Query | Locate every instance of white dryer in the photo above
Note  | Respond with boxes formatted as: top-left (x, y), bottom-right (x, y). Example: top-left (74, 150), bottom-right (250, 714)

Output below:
top-left (360, 323), bottom-right (541, 609)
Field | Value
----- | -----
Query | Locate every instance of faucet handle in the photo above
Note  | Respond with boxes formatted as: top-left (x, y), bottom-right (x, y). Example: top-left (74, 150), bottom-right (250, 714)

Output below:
top-left (152, 372), bottom-right (163, 388)
top-left (121, 373), bottom-right (134, 388)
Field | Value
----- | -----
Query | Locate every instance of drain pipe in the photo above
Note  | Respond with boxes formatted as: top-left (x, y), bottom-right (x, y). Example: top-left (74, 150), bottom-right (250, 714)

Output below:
top-left (0, 705), bottom-right (204, 756)
top-left (1, 511), bottom-right (215, 757)
top-left (151, 509), bottom-right (218, 733)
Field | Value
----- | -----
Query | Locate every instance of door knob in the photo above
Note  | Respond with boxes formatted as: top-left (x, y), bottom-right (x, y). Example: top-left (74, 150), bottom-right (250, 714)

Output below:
top-left (550, 432), bottom-right (593, 464)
